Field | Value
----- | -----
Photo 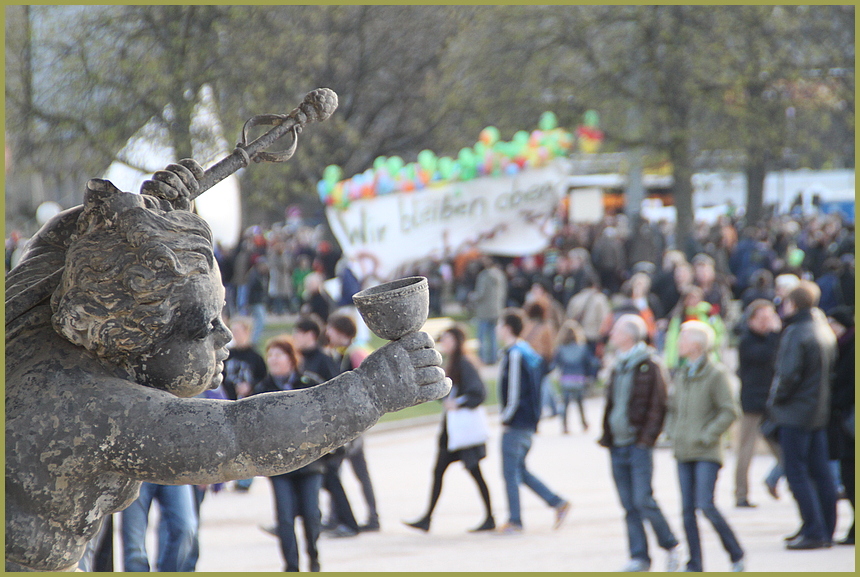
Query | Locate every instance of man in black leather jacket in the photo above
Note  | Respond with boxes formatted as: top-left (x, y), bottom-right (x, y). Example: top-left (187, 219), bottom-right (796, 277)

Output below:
top-left (767, 281), bottom-right (838, 550)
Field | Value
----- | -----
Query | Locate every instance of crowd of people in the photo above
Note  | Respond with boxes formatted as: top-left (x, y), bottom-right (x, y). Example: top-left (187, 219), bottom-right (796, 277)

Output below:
top-left (9, 204), bottom-right (853, 572)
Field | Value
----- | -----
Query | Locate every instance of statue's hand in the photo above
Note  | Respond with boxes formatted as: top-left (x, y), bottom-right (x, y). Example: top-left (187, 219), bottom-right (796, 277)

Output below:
top-left (140, 159), bottom-right (205, 211)
top-left (356, 331), bottom-right (451, 414)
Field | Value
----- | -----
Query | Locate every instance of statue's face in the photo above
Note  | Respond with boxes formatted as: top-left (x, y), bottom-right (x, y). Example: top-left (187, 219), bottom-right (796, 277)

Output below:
top-left (133, 267), bottom-right (232, 397)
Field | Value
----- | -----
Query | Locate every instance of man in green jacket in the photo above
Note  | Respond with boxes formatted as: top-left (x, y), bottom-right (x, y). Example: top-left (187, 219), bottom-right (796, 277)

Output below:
top-left (669, 320), bottom-right (744, 572)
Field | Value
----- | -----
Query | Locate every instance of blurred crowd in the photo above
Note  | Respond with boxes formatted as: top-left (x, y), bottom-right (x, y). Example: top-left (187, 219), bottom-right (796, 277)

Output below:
top-left (8, 206), bottom-right (854, 571)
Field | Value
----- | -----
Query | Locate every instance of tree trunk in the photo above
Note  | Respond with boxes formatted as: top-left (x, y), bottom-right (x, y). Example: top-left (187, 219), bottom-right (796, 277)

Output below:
top-left (745, 152), bottom-right (767, 225)
top-left (670, 138), bottom-right (695, 259)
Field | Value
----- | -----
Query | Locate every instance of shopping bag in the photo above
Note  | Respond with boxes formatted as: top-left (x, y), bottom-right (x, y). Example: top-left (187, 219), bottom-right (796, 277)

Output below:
top-left (446, 406), bottom-right (490, 451)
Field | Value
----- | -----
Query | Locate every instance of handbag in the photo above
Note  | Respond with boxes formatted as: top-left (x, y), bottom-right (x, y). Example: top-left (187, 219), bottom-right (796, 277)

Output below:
top-left (760, 416), bottom-right (779, 444)
top-left (446, 405), bottom-right (490, 452)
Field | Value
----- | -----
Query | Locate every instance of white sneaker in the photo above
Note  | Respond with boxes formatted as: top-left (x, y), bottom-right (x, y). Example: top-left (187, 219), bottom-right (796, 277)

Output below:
top-left (731, 558), bottom-right (745, 572)
top-left (619, 558), bottom-right (650, 572)
top-left (666, 545), bottom-right (681, 572)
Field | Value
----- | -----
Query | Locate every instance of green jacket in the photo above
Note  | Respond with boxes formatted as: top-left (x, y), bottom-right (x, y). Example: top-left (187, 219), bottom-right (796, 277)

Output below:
top-left (667, 358), bottom-right (738, 464)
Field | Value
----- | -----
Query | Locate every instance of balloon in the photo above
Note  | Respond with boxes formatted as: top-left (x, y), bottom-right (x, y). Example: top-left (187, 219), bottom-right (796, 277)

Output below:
top-left (479, 126), bottom-right (500, 146)
top-left (539, 111), bottom-right (558, 131)
top-left (331, 183), bottom-right (345, 206)
top-left (377, 175), bottom-right (395, 195)
top-left (458, 148), bottom-right (476, 168)
top-left (584, 109), bottom-right (600, 128)
top-left (316, 180), bottom-right (329, 198)
top-left (373, 156), bottom-right (388, 171)
top-left (417, 149), bottom-right (437, 173)
top-left (457, 149), bottom-right (477, 180)
top-left (323, 164), bottom-right (343, 184)
top-left (505, 163), bottom-right (520, 176)
top-left (437, 156), bottom-right (455, 180)
top-left (474, 142), bottom-right (487, 157)
top-left (513, 130), bottom-right (530, 146)
top-left (387, 156), bottom-right (404, 175)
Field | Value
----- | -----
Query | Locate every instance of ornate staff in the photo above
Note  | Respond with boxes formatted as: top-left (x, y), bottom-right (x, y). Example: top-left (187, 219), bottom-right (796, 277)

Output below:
top-left (194, 87), bottom-right (338, 197)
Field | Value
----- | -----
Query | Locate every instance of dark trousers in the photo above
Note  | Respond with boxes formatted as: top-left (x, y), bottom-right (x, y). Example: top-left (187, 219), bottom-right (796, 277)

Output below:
top-left (778, 426), bottom-right (838, 542)
top-left (270, 472), bottom-right (323, 572)
top-left (422, 444), bottom-right (492, 521)
top-left (346, 438), bottom-right (379, 525)
top-left (323, 452), bottom-right (360, 532)
top-left (677, 460), bottom-right (744, 571)
top-left (609, 445), bottom-right (678, 565)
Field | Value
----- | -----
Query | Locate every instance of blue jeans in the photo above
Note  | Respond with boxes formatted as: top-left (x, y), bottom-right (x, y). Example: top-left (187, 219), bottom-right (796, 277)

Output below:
top-left (270, 472), bottom-right (324, 571)
top-left (778, 426), bottom-right (838, 542)
top-left (121, 483), bottom-right (198, 572)
top-left (476, 319), bottom-right (498, 365)
top-left (250, 302), bottom-right (267, 345)
top-left (677, 460), bottom-right (744, 571)
top-left (501, 427), bottom-right (564, 526)
top-left (609, 445), bottom-right (678, 565)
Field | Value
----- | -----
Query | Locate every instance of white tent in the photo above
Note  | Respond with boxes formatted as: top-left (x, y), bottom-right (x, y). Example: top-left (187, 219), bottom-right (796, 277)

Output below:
top-left (103, 84), bottom-right (242, 249)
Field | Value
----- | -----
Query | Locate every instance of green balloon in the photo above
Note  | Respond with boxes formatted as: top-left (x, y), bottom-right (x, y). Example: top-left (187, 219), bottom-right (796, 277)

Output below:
top-left (387, 156), bottom-right (405, 175)
top-left (323, 164), bottom-right (343, 184)
top-left (437, 156), bottom-right (455, 179)
top-left (458, 148), bottom-right (476, 167)
top-left (417, 149), bottom-right (437, 173)
top-left (539, 111), bottom-right (558, 131)
top-left (373, 156), bottom-right (387, 171)
top-left (584, 109), bottom-right (599, 128)
top-left (513, 130), bottom-right (530, 145)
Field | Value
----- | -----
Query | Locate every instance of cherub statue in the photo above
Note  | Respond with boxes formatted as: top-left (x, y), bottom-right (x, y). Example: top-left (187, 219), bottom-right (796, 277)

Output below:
top-left (5, 160), bottom-right (450, 571)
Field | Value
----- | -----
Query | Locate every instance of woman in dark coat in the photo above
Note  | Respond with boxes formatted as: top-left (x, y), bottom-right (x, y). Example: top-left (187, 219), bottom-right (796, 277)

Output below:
top-left (252, 335), bottom-right (325, 572)
top-left (405, 325), bottom-right (495, 533)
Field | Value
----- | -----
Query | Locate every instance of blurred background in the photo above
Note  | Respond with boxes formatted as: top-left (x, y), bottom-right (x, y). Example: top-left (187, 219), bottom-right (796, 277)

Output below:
top-left (5, 5), bottom-right (854, 251)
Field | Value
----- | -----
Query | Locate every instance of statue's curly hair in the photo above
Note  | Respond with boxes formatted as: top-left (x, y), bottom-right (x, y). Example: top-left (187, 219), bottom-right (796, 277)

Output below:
top-left (51, 192), bottom-right (215, 365)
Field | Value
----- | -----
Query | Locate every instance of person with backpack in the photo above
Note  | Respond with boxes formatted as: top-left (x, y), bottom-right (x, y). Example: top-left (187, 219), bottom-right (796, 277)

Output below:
top-left (495, 309), bottom-right (571, 534)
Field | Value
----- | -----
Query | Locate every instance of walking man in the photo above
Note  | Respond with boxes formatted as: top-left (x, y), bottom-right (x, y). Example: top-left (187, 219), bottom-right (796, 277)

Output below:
top-left (767, 281), bottom-right (838, 550)
top-left (599, 314), bottom-right (681, 572)
top-left (496, 309), bottom-right (571, 534)
top-left (469, 256), bottom-right (508, 365)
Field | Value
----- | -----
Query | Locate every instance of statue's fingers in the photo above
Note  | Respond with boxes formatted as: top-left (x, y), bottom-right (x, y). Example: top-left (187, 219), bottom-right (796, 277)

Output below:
top-left (416, 376), bottom-right (452, 403)
top-left (151, 170), bottom-right (190, 197)
top-left (397, 331), bottom-right (434, 352)
top-left (165, 163), bottom-right (200, 196)
top-left (177, 158), bottom-right (205, 182)
top-left (413, 366), bottom-right (446, 387)
top-left (409, 347), bottom-right (442, 369)
top-left (141, 179), bottom-right (178, 200)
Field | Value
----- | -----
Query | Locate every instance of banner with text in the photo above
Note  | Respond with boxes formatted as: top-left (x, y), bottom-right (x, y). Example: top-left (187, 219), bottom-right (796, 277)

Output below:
top-left (326, 161), bottom-right (567, 280)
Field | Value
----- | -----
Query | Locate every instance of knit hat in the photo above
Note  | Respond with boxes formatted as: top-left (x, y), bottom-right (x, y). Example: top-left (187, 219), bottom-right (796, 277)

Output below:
top-left (827, 306), bottom-right (855, 329)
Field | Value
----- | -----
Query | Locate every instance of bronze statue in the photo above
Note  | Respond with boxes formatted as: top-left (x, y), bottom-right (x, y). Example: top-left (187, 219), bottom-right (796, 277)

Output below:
top-left (6, 114), bottom-right (449, 569)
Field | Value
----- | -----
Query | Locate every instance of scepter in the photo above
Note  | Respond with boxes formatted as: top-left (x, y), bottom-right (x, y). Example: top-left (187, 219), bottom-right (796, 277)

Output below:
top-left (4, 88), bottom-right (337, 328)
top-left (192, 87), bottom-right (338, 198)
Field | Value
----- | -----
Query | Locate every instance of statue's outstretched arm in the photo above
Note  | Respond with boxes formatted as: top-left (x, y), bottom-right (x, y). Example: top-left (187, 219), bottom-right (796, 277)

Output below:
top-left (103, 332), bottom-right (449, 484)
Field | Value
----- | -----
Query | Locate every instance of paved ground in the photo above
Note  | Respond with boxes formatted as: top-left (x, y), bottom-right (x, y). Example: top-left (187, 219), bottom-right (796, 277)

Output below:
top-left (191, 392), bottom-right (855, 573)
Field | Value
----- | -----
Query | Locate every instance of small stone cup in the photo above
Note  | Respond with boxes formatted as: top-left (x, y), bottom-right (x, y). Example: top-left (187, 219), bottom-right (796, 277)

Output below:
top-left (352, 276), bottom-right (429, 341)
